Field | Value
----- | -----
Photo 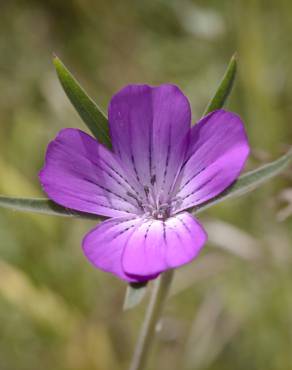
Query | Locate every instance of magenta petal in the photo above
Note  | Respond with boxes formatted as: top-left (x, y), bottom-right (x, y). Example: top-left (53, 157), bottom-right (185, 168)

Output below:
top-left (108, 84), bottom-right (191, 197)
top-left (173, 110), bottom-right (250, 212)
top-left (82, 216), bottom-right (154, 282)
top-left (122, 212), bottom-right (207, 277)
top-left (39, 128), bottom-right (142, 218)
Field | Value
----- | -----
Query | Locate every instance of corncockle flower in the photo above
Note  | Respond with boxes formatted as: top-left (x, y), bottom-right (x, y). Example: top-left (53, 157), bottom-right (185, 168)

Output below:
top-left (39, 84), bottom-right (249, 282)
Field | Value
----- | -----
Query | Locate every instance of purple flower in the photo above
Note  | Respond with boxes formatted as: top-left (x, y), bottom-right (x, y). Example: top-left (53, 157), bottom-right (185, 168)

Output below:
top-left (39, 84), bottom-right (249, 282)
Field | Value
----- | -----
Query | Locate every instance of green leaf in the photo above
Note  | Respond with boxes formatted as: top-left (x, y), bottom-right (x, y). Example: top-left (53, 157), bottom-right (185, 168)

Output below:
top-left (1, 152), bottom-right (291, 219)
top-left (123, 282), bottom-right (148, 310)
top-left (194, 150), bottom-right (292, 215)
top-left (203, 53), bottom-right (237, 115)
top-left (53, 55), bottom-right (112, 148)
top-left (0, 196), bottom-right (100, 220)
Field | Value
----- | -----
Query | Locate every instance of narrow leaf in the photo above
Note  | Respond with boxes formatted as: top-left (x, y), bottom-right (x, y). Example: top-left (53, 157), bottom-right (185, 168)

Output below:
top-left (53, 55), bottom-right (112, 148)
top-left (203, 53), bottom-right (237, 115)
top-left (123, 283), bottom-right (148, 310)
top-left (194, 151), bottom-right (292, 215)
top-left (0, 152), bottom-right (291, 220)
top-left (0, 196), bottom-right (100, 220)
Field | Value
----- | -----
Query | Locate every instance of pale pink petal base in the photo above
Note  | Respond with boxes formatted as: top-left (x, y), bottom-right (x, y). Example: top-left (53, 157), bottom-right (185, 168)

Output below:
top-left (82, 212), bottom-right (207, 281)
top-left (122, 212), bottom-right (207, 276)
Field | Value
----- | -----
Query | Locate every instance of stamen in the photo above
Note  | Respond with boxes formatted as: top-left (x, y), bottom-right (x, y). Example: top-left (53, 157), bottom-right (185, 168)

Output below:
top-left (140, 175), bottom-right (172, 220)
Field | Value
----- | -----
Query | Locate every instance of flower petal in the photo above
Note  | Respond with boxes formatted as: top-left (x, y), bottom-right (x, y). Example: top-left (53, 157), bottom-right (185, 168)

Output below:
top-left (39, 128), bottom-right (143, 218)
top-left (82, 216), bottom-right (155, 282)
top-left (108, 84), bottom-right (191, 199)
top-left (122, 212), bottom-right (207, 276)
top-left (172, 110), bottom-right (250, 212)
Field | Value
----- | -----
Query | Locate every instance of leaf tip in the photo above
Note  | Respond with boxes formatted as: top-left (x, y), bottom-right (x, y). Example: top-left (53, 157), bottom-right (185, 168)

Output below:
top-left (52, 52), bottom-right (59, 63)
top-left (52, 54), bottom-right (64, 73)
top-left (231, 51), bottom-right (238, 61)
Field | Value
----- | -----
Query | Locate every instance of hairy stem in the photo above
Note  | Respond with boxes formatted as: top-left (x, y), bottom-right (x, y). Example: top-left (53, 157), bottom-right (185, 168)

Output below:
top-left (129, 270), bottom-right (174, 370)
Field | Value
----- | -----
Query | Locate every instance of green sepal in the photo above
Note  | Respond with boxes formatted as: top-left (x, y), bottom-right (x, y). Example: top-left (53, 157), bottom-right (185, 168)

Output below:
top-left (53, 55), bottom-right (111, 148)
top-left (203, 53), bottom-right (237, 115)
top-left (123, 282), bottom-right (148, 311)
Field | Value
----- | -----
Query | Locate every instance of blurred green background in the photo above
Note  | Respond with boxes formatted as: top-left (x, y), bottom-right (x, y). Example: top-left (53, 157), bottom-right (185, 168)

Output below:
top-left (1, 0), bottom-right (292, 369)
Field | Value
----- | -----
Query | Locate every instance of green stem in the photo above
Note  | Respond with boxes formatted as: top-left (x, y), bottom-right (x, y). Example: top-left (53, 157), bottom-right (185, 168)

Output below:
top-left (129, 270), bottom-right (174, 370)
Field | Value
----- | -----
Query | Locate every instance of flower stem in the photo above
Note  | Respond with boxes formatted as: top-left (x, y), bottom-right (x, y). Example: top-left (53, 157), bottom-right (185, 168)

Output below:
top-left (129, 270), bottom-right (174, 370)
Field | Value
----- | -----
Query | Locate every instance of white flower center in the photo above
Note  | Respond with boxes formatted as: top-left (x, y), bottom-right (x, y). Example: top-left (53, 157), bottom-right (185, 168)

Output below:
top-left (127, 176), bottom-right (183, 220)
top-left (142, 202), bottom-right (171, 220)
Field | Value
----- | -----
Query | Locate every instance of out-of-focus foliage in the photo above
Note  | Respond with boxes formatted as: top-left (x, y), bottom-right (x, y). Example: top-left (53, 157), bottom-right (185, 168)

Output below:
top-left (0, 1), bottom-right (292, 369)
